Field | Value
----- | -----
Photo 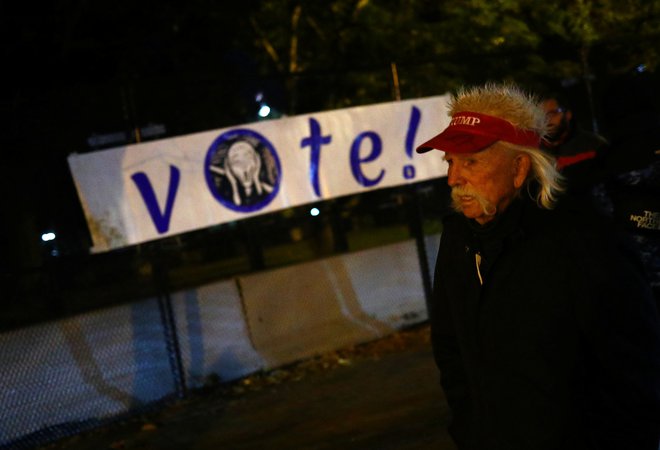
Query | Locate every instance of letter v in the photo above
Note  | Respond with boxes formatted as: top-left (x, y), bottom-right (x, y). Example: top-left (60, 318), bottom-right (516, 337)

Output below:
top-left (131, 165), bottom-right (181, 234)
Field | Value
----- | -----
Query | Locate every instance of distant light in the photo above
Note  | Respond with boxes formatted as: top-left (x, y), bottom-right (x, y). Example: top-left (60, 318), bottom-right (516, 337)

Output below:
top-left (41, 232), bottom-right (56, 242)
top-left (636, 64), bottom-right (647, 73)
top-left (258, 104), bottom-right (271, 118)
top-left (255, 92), bottom-right (264, 102)
top-left (310, 207), bottom-right (320, 217)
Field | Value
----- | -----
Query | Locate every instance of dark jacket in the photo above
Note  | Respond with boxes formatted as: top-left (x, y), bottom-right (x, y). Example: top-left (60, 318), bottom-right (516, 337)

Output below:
top-left (541, 127), bottom-right (609, 196)
top-left (430, 197), bottom-right (660, 450)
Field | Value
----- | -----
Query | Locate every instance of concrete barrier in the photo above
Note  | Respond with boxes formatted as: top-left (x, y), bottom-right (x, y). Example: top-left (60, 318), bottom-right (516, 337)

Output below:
top-left (1, 236), bottom-right (438, 448)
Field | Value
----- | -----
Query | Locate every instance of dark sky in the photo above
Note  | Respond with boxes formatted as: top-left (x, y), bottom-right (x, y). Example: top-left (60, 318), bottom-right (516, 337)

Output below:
top-left (2, 2), bottom-right (266, 264)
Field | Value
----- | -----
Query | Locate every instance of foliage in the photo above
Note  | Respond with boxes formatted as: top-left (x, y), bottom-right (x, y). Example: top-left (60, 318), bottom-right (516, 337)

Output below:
top-left (5, 0), bottom-right (660, 135)
top-left (244, 0), bottom-right (660, 115)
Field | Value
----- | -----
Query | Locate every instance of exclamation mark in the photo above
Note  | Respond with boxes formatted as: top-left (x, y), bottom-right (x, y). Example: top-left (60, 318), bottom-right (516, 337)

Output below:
top-left (403, 106), bottom-right (421, 180)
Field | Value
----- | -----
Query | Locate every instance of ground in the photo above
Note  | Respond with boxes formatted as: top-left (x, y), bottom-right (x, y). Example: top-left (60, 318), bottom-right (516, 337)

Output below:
top-left (38, 323), bottom-right (457, 450)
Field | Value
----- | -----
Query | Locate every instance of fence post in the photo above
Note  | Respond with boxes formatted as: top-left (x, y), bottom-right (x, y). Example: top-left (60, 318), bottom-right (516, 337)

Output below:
top-left (153, 247), bottom-right (187, 399)
top-left (406, 185), bottom-right (433, 314)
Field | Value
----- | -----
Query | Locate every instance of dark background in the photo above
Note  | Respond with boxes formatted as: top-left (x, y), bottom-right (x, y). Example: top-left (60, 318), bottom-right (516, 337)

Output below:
top-left (2, 1), bottom-right (658, 330)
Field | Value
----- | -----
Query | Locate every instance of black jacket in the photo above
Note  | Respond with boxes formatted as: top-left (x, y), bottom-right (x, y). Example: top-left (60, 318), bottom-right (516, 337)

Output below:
top-left (430, 197), bottom-right (660, 450)
top-left (542, 127), bottom-right (610, 197)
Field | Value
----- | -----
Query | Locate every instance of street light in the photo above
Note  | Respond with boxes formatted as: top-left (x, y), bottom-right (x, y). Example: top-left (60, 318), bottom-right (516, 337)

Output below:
top-left (41, 232), bottom-right (56, 242)
top-left (258, 104), bottom-right (271, 118)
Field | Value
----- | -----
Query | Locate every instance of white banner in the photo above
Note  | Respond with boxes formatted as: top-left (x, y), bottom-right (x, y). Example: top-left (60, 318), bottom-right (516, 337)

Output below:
top-left (68, 95), bottom-right (450, 253)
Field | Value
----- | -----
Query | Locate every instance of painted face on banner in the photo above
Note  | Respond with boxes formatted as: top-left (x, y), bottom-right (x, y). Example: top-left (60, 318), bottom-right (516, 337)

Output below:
top-left (205, 129), bottom-right (282, 212)
top-left (227, 141), bottom-right (260, 195)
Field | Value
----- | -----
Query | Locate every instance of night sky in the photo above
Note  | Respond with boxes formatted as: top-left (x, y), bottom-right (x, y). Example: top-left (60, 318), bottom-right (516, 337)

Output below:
top-left (2, 2), bottom-right (266, 267)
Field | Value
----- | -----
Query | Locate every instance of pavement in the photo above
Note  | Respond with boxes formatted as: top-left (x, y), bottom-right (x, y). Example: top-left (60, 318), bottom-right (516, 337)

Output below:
top-left (38, 323), bottom-right (458, 450)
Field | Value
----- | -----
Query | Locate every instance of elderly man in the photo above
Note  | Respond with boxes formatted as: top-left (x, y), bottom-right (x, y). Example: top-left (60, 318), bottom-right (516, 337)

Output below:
top-left (416, 83), bottom-right (660, 450)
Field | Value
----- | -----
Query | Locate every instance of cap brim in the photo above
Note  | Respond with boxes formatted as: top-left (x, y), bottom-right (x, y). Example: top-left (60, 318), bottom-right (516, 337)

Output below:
top-left (415, 128), bottom-right (498, 154)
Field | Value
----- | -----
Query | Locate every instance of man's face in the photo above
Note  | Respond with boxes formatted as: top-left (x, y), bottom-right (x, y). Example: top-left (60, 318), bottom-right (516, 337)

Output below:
top-left (228, 142), bottom-right (259, 187)
top-left (445, 145), bottom-right (524, 224)
top-left (542, 98), bottom-right (571, 141)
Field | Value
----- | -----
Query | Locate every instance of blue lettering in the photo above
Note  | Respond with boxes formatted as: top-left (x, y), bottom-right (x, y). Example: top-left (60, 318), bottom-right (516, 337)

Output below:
top-left (300, 117), bottom-right (332, 197)
top-left (405, 106), bottom-right (421, 158)
top-left (350, 132), bottom-right (385, 187)
top-left (402, 106), bottom-right (421, 180)
top-left (131, 165), bottom-right (181, 234)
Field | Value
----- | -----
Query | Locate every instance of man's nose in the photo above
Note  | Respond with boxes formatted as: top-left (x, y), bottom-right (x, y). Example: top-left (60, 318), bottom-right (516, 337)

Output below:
top-left (447, 165), bottom-right (464, 187)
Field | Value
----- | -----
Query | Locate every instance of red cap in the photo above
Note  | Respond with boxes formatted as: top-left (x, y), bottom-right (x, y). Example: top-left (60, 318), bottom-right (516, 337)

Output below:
top-left (416, 111), bottom-right (540, 154)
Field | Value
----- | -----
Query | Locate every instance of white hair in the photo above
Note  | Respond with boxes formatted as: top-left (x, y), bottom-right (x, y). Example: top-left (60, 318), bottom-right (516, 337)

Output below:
top-left (500, 142), bottom-right (566, 209)
top-left (451, 82), bottom-right (566, 208)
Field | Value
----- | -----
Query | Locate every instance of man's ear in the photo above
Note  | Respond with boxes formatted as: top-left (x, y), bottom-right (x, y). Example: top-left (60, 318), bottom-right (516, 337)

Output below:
top-left (512, 153), bottom-right (531, 189)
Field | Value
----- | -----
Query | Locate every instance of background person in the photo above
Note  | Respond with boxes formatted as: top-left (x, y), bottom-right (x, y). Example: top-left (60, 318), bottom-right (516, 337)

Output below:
top-left (598, 71), bottom-right (660, 304)
top-left (416, 82), bottom-right (660, 450)
top-left (540, 91), bottom-right (609, 200)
